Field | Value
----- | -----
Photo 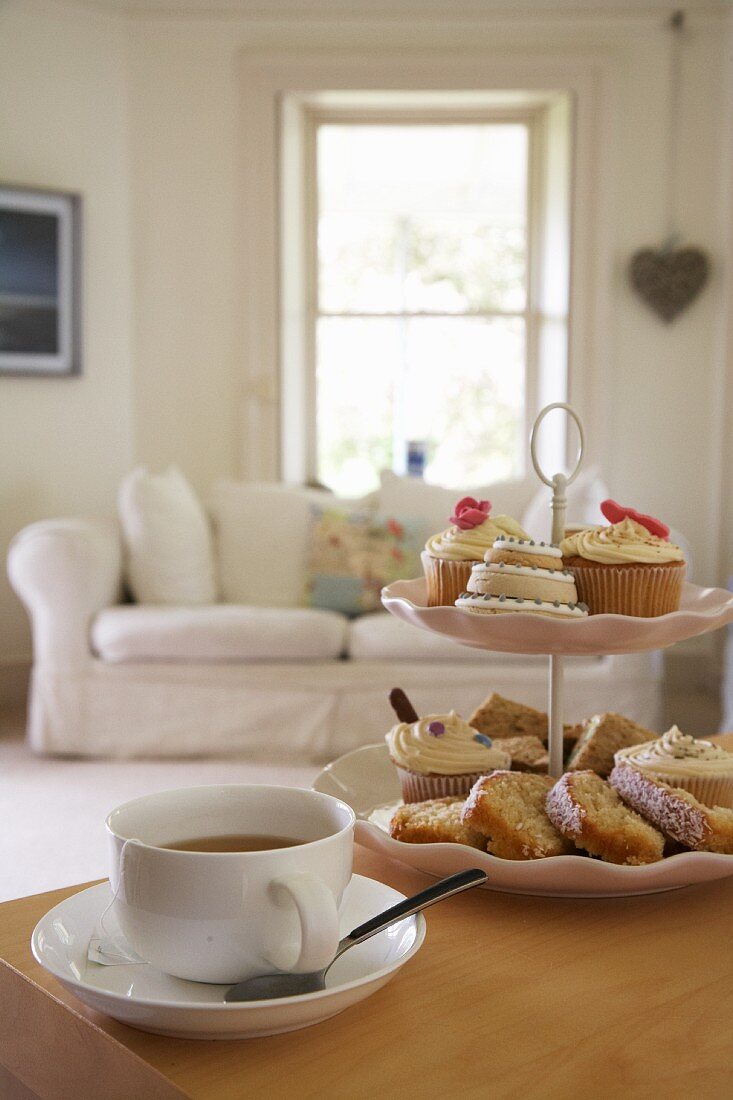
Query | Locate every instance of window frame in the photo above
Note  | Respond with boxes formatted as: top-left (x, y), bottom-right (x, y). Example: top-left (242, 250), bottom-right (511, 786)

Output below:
top-left (281, 92), bottom-right (573, 489)
top-left (240, 51), bottom-right (612, 488)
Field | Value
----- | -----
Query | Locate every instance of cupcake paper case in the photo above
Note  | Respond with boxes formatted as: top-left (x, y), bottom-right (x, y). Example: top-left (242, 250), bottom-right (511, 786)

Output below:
top-left (386, 710), bottom-right (512, 803)
top-left (559, 499), bottom-right (685, 616)
top-left (422, 497), bottom-right (529, 607)
top-left (614, 726), bottom-right (733, 809)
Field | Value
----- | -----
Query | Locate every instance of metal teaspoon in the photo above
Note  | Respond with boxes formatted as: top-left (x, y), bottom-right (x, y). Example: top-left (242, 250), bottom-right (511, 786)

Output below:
top-left (225, 867), bottom-right (488, 1002)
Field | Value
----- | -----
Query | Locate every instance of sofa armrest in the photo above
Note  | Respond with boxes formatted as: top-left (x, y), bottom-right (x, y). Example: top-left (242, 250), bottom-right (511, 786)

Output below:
top-left (7, 518), bottom-right (123, 670)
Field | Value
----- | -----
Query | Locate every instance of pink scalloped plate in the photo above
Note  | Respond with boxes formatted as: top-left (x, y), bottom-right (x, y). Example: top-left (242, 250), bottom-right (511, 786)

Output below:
top-left (313, 745), bottom-right (733, 898)
top-left (381, 578), bottom-right (733, 656)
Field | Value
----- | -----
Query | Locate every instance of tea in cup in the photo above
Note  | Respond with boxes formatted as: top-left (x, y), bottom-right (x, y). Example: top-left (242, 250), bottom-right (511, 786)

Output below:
top-left (106, 784), bottom-right (355, 984)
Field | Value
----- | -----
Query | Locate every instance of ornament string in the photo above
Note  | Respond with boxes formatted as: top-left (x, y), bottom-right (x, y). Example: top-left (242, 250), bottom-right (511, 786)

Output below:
top-left (663, 10), bottom-right (685, 251)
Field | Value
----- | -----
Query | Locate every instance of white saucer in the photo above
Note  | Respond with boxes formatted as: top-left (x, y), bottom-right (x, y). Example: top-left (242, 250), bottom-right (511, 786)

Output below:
top-left (313, 744), bottom-right (733, 898)
top-left (31, 876), bottom-right (426, 1040)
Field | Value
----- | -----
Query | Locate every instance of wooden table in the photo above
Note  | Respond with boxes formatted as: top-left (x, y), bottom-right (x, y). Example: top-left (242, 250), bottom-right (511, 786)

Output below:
top-left (1, 846), bottom-right (732, 1100)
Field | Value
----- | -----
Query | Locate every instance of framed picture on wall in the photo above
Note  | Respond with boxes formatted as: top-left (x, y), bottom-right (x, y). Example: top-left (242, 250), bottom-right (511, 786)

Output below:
top-left (0, 185), bottom-right (81, 377)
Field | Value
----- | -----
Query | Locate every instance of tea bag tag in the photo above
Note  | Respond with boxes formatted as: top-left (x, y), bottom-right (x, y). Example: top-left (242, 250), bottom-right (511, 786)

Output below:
top-left (89, 838), bottom-right (147, 966)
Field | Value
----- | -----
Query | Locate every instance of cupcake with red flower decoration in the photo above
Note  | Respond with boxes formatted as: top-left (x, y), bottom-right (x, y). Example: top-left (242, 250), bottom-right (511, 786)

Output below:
top-left (559, 499), bottom-right (686, 616)
top-left (422, 497), bottom-right (529, 607)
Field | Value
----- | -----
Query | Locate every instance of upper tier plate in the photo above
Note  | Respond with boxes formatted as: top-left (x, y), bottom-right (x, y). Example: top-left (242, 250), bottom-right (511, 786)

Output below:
top-left (381, 578), bottom-right (733, 656)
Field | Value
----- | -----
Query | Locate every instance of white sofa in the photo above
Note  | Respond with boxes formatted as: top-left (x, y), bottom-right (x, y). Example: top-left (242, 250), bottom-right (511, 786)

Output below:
top-left (7, 473), bottom-right (663, 760)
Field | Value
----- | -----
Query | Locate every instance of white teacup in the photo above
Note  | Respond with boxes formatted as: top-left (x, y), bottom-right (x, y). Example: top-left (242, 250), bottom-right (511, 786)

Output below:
top-left (106, 785), bottom-right (355, 984)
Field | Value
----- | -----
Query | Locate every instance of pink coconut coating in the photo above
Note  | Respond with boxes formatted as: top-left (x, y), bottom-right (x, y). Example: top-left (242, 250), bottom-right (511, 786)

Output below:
top-left (609, 763), bottom-right (709, 849)
top-left (545, 774), bottom-right (585, 838)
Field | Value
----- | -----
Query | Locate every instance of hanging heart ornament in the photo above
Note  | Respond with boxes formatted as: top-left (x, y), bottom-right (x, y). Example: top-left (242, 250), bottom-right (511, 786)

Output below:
top-left (629, 246), bottom-right (709, 323)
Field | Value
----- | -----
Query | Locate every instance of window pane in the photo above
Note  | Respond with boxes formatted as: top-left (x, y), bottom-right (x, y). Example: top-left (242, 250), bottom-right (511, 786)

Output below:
top-left (406, 317), bottom-right (525, 486)
top-left (316, 316), bottom-right (525, 494)
top-left (318, 215), bottom-right (401, 314)
top-left (318, 124), bottom-right (528, 314)
top-left (316, 318), bottom-right (397, 497)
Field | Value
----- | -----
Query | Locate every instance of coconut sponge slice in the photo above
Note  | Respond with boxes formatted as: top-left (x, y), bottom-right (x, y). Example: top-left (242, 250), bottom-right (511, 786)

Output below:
top-left (566, 712), bottom-right (654, 777)
top-left (461, 772), bottom-right (574, 860)
top-left (546, 770), bottom-right (665, 865)
top-left (610, 763), bottom-right (733, 854)
top-left (389, 797), bottom-right (486, 849)
top-left (469, 692), bottom-right (579, 748)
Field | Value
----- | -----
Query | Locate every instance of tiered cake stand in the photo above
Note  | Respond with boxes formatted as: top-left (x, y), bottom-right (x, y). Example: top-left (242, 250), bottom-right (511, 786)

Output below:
top-left (314, 404), bottom-right (733, 896)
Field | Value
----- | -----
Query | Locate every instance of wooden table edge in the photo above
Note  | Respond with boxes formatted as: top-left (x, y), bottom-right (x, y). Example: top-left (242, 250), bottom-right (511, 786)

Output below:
top-left (0, 956), bottom-right (187, 1100)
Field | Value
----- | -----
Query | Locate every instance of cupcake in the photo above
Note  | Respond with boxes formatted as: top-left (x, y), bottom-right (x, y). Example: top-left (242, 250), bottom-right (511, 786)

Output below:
top-left (614, 726), bottom-right (733, 809)
top-left (559, 499), bottom-right (685, 616)
top-left (455, 536), bottom-right (589, 619)
top-left (422, 497), bottom-right (528, 607)
top-left (386, 710), bottom-right (512, 803)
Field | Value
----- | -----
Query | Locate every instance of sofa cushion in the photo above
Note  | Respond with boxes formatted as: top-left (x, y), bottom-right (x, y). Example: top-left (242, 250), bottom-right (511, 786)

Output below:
top-left (348, 612), bottom-right (500, 663)
top-left (118, 467), bottom-right (218, 605)
top-left (209, 480), bottom-right (375, 609)
top-left (305, 507), bottom-right (427, 616)
top-left (377, 470), bottom-right (536, 537)
top-left (92, 605), bottom-right (348, 663)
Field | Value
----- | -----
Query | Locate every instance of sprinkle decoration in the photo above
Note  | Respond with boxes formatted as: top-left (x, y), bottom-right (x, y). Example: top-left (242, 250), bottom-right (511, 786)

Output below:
top-left (427, 721), bottom-right (445, 737)
top-left (474, 733), bottom-right (493, 748)
top-left (601, 499), bottom-right (670, 540)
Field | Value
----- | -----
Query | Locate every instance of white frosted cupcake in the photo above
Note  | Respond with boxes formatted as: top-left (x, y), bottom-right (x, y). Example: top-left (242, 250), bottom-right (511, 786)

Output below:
top-left (614, 726), bottom-right (733, 809)
top-left (559, 500), bottom-right (685, 617)
top-left (386, 710), bottom-right (511, 804)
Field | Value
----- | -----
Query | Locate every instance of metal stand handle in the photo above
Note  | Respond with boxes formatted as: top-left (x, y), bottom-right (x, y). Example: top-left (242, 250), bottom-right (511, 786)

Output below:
top-left (529, 404), bottom-right (586, 778)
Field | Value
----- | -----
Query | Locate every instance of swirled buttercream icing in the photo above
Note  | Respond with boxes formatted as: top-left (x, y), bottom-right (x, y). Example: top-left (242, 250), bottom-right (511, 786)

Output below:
top-left (615, 726), bottom-right (733, 778)
top-left (425, 516), bottom-right (528, 561)
top-left (559, 518), bottom-right (684, 565)
top-left (386, 711), bottom-right (511, 775)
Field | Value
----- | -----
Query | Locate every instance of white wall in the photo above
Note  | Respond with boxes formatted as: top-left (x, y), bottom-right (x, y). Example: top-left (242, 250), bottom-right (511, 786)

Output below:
top-left (126, 25), bottom-right (243, 489)
top-left (607, 25), bottom-right (728, 586)
top-left (1, 0), bottom-right (732, 675)
top-left (0, 0), bottom-right (134, 682)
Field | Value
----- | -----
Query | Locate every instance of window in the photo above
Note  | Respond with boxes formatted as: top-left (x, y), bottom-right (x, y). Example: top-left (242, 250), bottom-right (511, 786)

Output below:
top-left (280, 95), bottom-right (572, 495)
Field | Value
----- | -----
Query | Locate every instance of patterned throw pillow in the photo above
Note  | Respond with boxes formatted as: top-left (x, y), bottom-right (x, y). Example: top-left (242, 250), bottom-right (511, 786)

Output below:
top-left (305, 507), bottom-right (425, 616)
